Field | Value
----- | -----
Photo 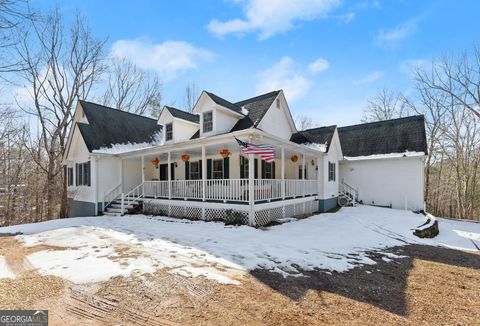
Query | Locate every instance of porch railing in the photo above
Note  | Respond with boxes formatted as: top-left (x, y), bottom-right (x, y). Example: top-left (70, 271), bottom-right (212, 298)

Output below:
top-left (143, 179), bottom-right (318, 203)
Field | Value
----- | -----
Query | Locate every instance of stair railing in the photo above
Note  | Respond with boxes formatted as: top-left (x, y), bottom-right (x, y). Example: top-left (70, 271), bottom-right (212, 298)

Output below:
top-left (121, 182), bottom-right (144, 215)
top-left (340, 180), bottom-right (358, 206)
top-left (103, 183), bottom-right (122, 211)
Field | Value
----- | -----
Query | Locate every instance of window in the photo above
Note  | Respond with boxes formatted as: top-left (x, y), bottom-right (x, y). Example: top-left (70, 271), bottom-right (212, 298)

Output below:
top-left (67, 167), bottom-right (74, 186)
top-left (263, 161), bottom-right (274, 179)
top-left (190, 161), bottom-right (200, 180)
top-left (212, 159), bottom-right (224, 179)
top-left (76, 161), bottom-right (91, 186)
top-left (276, 98), bottom-right (280, 109)
top-left (328, 162), bottom-right (336, 182)
top-left (298, 164), bottom-right (308, 179)
top-left (240, 156), bottom-right (249, 178)
top-left (165, 123), bottom-right (173, 141)
top-left (203, 111), bottom-right (213, 133)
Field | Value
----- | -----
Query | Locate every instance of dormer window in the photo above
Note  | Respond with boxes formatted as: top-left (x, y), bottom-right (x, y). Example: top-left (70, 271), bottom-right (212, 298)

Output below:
top-left (203, 111), bottom-right (213, 133)
top-left (165, 123), bottom-right (173, 141)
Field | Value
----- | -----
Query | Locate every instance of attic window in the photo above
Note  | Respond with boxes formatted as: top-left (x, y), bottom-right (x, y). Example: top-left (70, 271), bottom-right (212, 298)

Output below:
top-left (166, 123), bottom-right (173, 141)
top-left (203, 111), bottom-right (213, 133)
top-left (276, 98), bottom-right (280, 109)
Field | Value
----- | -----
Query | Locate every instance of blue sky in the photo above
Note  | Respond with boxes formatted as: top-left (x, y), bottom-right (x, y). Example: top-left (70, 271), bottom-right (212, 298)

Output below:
top-left (32, 0), bottom-right (479, 125)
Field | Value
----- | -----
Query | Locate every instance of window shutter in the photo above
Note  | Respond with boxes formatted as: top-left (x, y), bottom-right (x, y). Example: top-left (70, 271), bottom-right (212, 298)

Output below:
top-left (254, 159), bottom-right (258, 179)
top-left (223, 157), bottom-right (229, 179)
top-left (272, 161), bottom-right (276, 179)
top-left (199, 160), bottom-right (202, 179)
top-left (79, 163), bottom-right (83, 185)
top-left (207, 159), bottom-right (212, 179)
top-left (239, 156), bottom-right (244, 179)
top-left (75, 164), bottom-right (79, 186)
top-left (261, 160), bottom-right (266, 179)
top-left (87, 161), bottom-right (91, 186)
top-left (170, 163), bottom-right (175, 180)
top-left (185, 161), bottom-right (190, 180)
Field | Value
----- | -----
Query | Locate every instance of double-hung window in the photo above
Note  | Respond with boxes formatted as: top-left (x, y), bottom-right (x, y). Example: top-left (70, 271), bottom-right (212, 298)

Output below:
top-left (190, 161), bottom-right (200, 180)
top-left (165, 123), bottom-right (173, 141)
top-left (76, 161), bottom-right (91, 186)
top-left (212, 159), bottom-right (224, 179)
top-left (203, 111), bottom-right (213, 133)
top-left (240, 156), bottom-right (249, 179)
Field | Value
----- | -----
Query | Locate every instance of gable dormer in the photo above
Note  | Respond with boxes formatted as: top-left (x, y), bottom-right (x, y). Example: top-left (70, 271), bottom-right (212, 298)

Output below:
top-left (157, 106), bottom-right (199, 143)
top-left (193, 91), bottom-right (245, 137)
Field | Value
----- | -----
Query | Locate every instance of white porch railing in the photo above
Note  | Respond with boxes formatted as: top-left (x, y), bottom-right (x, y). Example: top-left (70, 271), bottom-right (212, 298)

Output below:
top-left (142, 179), bottom-right (317, 203)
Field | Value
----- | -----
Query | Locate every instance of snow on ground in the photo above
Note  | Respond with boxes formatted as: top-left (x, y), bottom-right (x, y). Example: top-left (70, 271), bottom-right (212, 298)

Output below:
top-left (0, 205), bottom-right (479, 285)
top-left (0, 256), bottom-right (15, 279)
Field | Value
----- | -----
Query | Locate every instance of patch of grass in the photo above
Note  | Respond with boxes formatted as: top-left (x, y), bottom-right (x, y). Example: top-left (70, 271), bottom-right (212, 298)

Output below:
top-left (327, 206), bottom-right (341, 213)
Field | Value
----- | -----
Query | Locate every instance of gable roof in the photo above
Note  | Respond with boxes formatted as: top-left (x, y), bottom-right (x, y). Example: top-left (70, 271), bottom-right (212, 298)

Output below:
top-left (164, 106), bottom-right (199, 123)
top-left (231, 90), bottom-right (281, 131)
top-left (77, 101), bottom-right (162, 152)
top-left (337, 115), bottom-right (428, 157)
top-left (290, 125), bottom-right (337, 152)
top-left (204, 91), bottom-right (244, 115)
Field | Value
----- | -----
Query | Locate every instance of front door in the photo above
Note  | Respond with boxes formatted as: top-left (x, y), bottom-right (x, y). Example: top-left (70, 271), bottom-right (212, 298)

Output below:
top-left (159, 163), bottom-right (175, 180)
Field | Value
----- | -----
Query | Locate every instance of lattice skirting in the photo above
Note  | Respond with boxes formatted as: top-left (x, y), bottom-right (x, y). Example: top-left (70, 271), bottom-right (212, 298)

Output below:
top-left (143, 199), bottom-right (318, 227)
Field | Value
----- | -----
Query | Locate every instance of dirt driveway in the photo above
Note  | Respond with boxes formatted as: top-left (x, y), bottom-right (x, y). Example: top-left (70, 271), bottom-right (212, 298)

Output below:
top-left (1, 236), bottom-right (479, 325)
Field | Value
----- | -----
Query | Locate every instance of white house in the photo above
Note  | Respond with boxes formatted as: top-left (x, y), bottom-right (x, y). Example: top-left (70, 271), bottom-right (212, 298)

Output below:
top-left (63, 90), bottom-right (427, 226)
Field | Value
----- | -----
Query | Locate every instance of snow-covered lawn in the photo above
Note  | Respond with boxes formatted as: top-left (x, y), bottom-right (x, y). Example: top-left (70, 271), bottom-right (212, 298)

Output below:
top-left (0, 206), bottom-right (479, 285)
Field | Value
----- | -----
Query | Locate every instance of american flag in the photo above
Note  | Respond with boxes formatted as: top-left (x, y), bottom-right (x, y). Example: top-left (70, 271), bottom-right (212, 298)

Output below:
top-left (235, 137), bottom-right (275, 162)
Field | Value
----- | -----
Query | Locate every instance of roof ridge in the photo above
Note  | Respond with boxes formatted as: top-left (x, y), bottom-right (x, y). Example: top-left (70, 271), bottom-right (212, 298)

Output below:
top-left (79, 100), bottom-right (158, 121)
top-left (299, 125), bottom-right (337, 133)
top-left (234, 90), bottom-right (281, 106)
top-left (165, 105), bottom-right (198, 117)
top-left (338, 115), bottom-right (425, 130)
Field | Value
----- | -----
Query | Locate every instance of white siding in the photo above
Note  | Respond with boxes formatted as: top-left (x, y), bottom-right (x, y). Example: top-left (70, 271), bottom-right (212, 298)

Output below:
top-left (97, 156), bottom-right (122, 202)
top-left (257, 95), bottom-right (295, 140)
top-left (320, 130), bottom-right (342, 200)
top-left (122, 158), bottom-right (142, 193)
top-left (340, 156), bottom-right (425, 211)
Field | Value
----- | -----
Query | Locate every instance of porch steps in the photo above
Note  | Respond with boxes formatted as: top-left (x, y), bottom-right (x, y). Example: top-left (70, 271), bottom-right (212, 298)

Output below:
top-left (103, 199), bottom-right (142, 216)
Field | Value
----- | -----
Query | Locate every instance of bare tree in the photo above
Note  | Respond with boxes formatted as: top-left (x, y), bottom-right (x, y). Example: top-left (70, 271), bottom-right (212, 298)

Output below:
top-left (362, 88), bottom-right (410, 123)
top-left (294, 114), bottom-right (319, 131)
top-left (0, 0), bottom-right (34, 73)
top-left (182, 82), bottom-right (198, 112)
top-left (415, 47), bottom-right (480, 120)
top-left (15, 9), bottom-right (106, 219)
top-left (101, 57), bottom-right (162, 116)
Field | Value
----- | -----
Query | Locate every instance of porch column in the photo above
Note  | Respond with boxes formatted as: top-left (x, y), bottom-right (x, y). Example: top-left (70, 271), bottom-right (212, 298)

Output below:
top-left (141, 155), bottom-right (145, 183)
top-left (302, 152), bottom-right (306, 197)
top-left (248, 153), bottom-right (255, 226)
top-left (167, 152), bottom-right (171, 200)
top-left (202, 145), bottom-right (206, 202)
top-left (317, 157), bottom-right (322, 197)
top-left (281, 146), bottom-right (285, 200)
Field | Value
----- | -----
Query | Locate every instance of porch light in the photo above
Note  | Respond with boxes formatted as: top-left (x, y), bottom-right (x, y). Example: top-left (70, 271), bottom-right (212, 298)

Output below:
top-left (181, 154), bottom-right (190, 162)
top-left (219, 149), bottom-right (231, 158)
top-left (291, 154), bottom-right (298, 162)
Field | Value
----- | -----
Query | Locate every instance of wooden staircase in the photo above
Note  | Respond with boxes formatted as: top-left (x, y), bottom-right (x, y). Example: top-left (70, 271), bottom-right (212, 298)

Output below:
top-left (103, 183), bottom-right (144, 216)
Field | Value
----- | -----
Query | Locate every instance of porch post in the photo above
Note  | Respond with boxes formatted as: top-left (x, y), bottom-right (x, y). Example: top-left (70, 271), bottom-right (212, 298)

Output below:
top-left (141, 155), bottom-right (145, 183)
top-left (202, 145), bottom-right (206, 202)
top-left (281, 146), bottom-right (285, 200)
top-left (317, 157), bottom-right (322, 197)
top-left (248, 153), bottom-right (255, 226)
top-left (167, 152), bottom-right (171, 200)
top-left (302, 152), bottom-right (306, 197)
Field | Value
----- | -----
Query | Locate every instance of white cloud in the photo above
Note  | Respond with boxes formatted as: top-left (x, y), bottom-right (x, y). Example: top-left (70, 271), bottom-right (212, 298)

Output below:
top-left (308, 58), bottom-right (330, 74)
top-left (256, 57), bottom-right (313, 101)
top-left (110, 39), bottom-right (214, 80)
top-left (399, 59), bottom-right (428, 77)
top-left (208, 0), bottom-right (342, 40)
top-left (335, 12), bottom-right (355, 23)
top-left (353, 71), bottom-right (384, 85)
top-left (377, 19), bottom-right (417, 45)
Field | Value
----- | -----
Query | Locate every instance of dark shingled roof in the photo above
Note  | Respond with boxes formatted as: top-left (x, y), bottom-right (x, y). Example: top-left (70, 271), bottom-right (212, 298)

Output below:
top-left (231, 90), bottom-right (281, 132)
top-left (337, 115), bottom-right (428, 157)
top-left (205, 91), bottom-right (244, 115)
top-left (290, 125), bottom-right (336, 152)
top-left (77, 100), bottom-right (162, 152)
top-left (190, 130), bottom-right (200, 139)
top-left (164, 106), bottom-right (199, 123)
